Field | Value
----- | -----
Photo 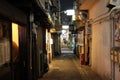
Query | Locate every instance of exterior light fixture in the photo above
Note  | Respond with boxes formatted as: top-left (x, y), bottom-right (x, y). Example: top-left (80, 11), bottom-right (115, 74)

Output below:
top-left (62, 25), bottom-right (69, 29)
top-left (64, 9), bottom-right (75, 16)
top-left (50, 28), bottom-right (56, 33)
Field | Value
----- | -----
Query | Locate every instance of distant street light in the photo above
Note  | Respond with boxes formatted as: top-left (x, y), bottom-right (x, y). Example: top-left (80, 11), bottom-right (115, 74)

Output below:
top-left (64, 9), bottom-right (75, 16)
top-left (62, 25), bottom-right (69, 29)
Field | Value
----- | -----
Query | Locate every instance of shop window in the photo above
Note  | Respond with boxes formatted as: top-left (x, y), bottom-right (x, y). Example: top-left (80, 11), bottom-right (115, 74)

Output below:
top-left (0, 22), bottom-right (11, 67)
top-left (0, 21), bottom-right (11, 80)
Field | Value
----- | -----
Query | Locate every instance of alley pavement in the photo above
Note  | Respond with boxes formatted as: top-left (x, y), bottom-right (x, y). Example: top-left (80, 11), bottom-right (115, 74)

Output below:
top-left (38, 53), bottom-right (102, 80)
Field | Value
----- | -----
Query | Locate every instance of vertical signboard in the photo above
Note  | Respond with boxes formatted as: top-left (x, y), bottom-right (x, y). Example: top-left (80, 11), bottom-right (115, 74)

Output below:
top-left (113, 11), bottom-right (120, 47)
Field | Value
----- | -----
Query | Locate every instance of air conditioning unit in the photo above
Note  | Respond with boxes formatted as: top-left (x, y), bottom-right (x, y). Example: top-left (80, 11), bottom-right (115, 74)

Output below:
top-left (107, 0), bottom-right (118, 9)
top-left (109, 0), bottom-right (117, 5)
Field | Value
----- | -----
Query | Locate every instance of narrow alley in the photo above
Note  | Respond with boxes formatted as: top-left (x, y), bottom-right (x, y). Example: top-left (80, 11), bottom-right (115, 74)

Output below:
top-left (1, 0), bottom-right (120, 80)
top-left (39, 50), bottom-right (102, 80)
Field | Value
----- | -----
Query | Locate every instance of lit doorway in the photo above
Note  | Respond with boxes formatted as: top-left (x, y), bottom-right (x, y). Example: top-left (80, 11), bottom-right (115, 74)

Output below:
top-left (60, 25), bottom-right (74, 54)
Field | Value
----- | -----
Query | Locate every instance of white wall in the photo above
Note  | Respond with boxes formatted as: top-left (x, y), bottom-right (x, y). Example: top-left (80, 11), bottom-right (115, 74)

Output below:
top-left (92, 21), bottom-right (111, 80)
top-left (89, 0), bottom-right (111, 79)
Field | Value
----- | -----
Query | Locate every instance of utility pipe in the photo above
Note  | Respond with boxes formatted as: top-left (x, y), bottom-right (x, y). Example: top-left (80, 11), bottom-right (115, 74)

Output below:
top-left (91, 6), bottom-right (120, 23)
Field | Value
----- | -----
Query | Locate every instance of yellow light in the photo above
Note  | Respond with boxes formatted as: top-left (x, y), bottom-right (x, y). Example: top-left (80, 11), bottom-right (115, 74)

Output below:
top-left (12, 23), bottom-right (19, 46)
top-left (50, 28), bottom-right (56, 33)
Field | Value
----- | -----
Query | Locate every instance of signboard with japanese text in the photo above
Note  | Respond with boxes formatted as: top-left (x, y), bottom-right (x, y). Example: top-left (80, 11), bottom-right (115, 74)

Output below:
top-left (113, 11), bottom-right (120, 47)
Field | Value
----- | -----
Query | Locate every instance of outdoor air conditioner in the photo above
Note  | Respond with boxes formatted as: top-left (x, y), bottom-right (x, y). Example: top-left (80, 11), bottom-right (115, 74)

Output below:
top-left (109, 0), bottom-right (117, 5)
top-left (107, 0), bottom-right (117, 9)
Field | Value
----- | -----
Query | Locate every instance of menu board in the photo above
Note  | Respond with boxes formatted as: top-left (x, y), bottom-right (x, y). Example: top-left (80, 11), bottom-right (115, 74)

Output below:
top-left (0, 39), bottom-right (10, 66)
top-left (0, 43), bottom-right (5, 66)
top-left (77, 31), bottom-right (84, 46)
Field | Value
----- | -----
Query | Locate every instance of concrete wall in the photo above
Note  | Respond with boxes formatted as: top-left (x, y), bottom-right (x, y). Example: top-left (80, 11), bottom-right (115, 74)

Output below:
top-left (89, 0), bottom-right (120, 79)
top-left (89, 0), bottom-right (111, 79)
top-left (91, 21), bottom-right (111, 80)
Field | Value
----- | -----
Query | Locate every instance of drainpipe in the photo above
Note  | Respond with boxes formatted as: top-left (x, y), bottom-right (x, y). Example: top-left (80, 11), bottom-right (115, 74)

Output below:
top-left (110, 15), bottom-right (115, 80)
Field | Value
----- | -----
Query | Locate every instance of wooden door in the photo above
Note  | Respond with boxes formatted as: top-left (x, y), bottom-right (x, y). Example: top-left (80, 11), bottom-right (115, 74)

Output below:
top-left (12, 24), bottom-right (28, 80)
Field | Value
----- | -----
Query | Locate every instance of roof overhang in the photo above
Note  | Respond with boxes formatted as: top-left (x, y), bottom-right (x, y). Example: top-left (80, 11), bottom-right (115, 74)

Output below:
top-left (5, 0), bottom-right (53, 28)
top-left (79, 0), bottom-right (100, 10)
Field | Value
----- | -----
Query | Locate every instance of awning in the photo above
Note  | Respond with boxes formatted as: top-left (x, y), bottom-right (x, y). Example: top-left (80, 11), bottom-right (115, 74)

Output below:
top-left (4, 0), bottom-right (53, 28)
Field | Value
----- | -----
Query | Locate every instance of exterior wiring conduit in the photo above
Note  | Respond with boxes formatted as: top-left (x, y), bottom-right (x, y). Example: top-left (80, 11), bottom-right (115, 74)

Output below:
top-left (91, 6), bottom-right (120, 24)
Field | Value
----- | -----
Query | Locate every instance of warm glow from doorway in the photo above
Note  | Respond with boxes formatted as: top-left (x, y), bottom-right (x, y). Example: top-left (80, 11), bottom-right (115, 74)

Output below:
top-left (12, 23), bottom-right (19, 46)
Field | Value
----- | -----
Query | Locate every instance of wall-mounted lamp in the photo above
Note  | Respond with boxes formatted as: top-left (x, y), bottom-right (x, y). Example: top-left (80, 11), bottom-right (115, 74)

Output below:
top-left (64, 9), bottom-right (75, 16)
top-left (50, 28), bottom-right (56, 33)
top-left (79, 10), bottom-right (88, 20)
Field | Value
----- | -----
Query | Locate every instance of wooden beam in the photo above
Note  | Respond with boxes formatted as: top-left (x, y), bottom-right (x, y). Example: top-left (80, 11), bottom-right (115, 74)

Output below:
top-left (0, 0), bottom-right (27, 25)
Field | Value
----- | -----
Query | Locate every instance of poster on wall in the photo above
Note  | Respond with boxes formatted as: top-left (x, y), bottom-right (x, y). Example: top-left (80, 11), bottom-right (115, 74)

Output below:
top-left (4, 40), bottom-right (10, 63)
top-left (0, 39), bottom-right (10, 66)
top-left (77, 31), bottom-right (84, 46)
top-left (0, 42), bottom-right (5, 66)
top-left (113, 11), bottom-right (120, 47)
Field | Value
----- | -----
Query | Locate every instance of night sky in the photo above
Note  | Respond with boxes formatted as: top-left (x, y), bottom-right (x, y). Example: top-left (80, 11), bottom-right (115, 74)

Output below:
top-left (60, 0), bottom-right (74, 11)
